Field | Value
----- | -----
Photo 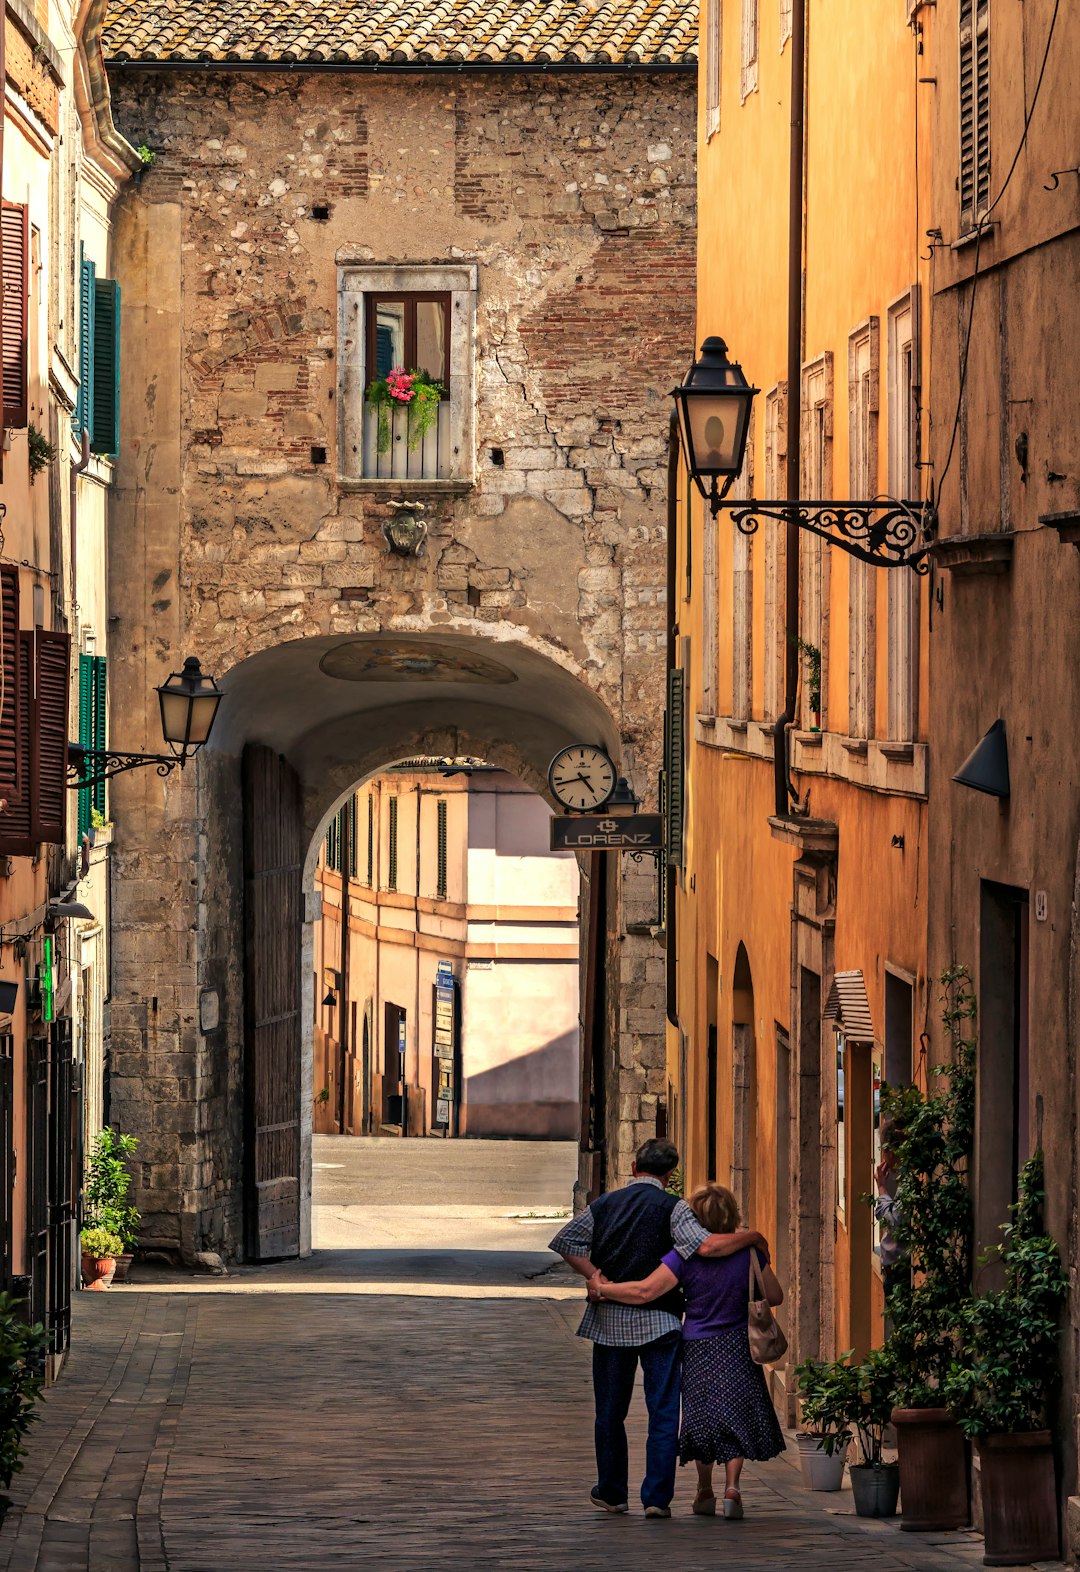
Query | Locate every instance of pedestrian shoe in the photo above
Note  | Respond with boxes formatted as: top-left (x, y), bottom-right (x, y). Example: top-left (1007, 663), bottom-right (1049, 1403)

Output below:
top-left (644, 1506), bottom-right (672, 1519)
top-left (590, 1488), bottom-right (628, 1514)
top-left (723, 1489), bottom-right (744, 1520)
top-left (692, 1490), bottom-right (717, 1516)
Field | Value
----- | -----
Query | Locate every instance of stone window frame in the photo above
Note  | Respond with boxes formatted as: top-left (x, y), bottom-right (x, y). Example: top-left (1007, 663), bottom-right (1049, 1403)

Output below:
top-left (337, 260), bottom-right (478, 493)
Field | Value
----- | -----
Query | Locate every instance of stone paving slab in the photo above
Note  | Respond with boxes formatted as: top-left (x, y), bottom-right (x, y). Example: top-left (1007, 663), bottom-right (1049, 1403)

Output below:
top-left (2, 1270), bottom-right (1059, 1572)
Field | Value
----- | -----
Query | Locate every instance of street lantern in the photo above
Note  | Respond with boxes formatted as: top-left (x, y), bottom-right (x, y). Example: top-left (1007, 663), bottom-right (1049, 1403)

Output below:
top-left (156, 656), bottom-right (225, 759)
top-left (68, 653), bottom-right (225, 791)
top-left (671, 336), bottom-right (758, 507)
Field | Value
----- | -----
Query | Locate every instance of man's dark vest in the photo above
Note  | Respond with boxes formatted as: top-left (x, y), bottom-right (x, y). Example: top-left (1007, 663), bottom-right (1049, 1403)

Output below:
top-left (590, 1182), bottom-right (685, 1321)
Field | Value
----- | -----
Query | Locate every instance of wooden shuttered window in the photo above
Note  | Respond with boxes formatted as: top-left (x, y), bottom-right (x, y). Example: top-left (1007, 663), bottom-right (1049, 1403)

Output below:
top-left (77, 654), bottom-right (106, 842)
top-left (0, 630), bottom-right (70, 856)
top-left (664, 668), bottom-right (686, 869)
top-left (959, 0), bottom-right (991, 231)
top-left (347, 795), bottom-right (358, 879)
top-left (324, 812), bottom-right (341, 872)
top-left (91, 279), bottom-right (121, 456)
top-left (0, 568), bottom-right (22, 804)
top-left (74, 256), bottom-right (96, 441)
top-left (436, 798), bottom-right (447, 901)
top-left (366, 792), bottom-right (374, 886)
top-left (2, 204), bottom-right (29, 431)
top-left (388, 796), bottom-right (398, 892)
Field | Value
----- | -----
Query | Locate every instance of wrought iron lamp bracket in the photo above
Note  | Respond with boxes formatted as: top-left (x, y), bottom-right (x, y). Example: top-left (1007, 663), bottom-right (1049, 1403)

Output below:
top-left (67, 746), bottom-right (188, 790)
top-left (707, 486), bottom-right (935, 573)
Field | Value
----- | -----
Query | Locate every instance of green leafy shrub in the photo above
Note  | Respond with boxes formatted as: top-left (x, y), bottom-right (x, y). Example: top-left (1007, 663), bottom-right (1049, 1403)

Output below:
top-left (27, 424), bottom-right (55, 482)
top-left (84, 1128), bottom-right (141, 1252)
top-left (945, 1150), bottom-right (1068, 1437)
top-left (80, 1226), bottom-right (121, 1259)
top-left (880, 965), bottom-right (976, 1407)
top-left (796, 1346), bottom-right (898, 1463)
top-left (0, 1293), bottom-right (46, 1512)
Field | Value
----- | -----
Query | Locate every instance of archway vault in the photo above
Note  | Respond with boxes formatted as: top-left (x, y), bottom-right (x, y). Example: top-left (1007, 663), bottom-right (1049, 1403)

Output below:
top-left (198, 628), bottom-right (624, 1260)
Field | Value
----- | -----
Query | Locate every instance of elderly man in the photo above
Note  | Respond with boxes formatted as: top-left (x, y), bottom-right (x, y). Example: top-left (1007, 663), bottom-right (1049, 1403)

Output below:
top-left (549, 1138), bottom-right (768, 1519)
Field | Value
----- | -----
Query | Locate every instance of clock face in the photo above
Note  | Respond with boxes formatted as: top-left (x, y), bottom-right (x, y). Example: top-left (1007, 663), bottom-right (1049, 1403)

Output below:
top-left (548, 745), bottom-right (618, 812)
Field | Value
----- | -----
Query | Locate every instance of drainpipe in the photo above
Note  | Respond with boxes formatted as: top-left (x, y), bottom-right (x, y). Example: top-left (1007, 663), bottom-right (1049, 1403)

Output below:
top-left (336, 797), bottom-right (350, 1132)
top-left (665, 412), bottom-right (679, 1027)
top-left (774, 0), bottom-right (807, 819)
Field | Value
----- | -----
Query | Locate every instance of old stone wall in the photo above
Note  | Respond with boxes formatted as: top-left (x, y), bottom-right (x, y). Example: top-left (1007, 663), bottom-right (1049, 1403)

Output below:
top-left (106, 65), bottom-right (695, 1255)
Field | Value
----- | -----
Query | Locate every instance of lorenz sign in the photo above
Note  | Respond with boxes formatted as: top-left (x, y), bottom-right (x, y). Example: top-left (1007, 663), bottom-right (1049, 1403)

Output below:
top-left (550, 814), bottom-right (663, 851)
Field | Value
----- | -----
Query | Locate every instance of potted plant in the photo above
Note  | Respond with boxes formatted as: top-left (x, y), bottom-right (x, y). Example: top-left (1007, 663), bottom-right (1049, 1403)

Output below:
top-left (79, 1225), bottom-right (122, 1290)
top-left (0, 1291), bottom-right (46, 1531)
top-left (846, 1345), bottom-right (902, 1517)
top-left (792, 1355), bottom-right (852, 1490)
top-left (366, 365), bottom-right (444, 454)
top-left (944, 1151), bottom-right (1066, 1566)
top-left (83, 1128), bottom-right (141, 1281)
top-left (882, 965), bottom-right (977, 1532)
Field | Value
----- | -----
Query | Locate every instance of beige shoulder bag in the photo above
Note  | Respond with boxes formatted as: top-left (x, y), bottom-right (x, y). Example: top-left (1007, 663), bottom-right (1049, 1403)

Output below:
top-left (747, 1250), bottom-right (788, 1365)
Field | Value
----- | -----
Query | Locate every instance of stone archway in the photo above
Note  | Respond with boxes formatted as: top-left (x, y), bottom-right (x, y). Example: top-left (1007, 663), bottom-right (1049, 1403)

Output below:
top-left (108, 629), bottom-right (662, 1262)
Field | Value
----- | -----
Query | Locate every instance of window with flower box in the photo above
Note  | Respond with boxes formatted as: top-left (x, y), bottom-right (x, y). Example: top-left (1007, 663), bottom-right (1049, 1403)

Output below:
top-left (339, 263), bottom-right (477, 488)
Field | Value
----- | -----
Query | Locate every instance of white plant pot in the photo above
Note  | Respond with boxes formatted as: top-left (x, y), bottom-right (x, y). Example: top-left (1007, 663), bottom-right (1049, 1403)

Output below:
top-left (796, 1433), bottom-right (847, 1491)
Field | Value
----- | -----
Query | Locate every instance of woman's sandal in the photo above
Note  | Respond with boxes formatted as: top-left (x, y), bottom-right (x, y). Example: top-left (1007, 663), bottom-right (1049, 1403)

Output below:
top-left (723, 1488), bottom-right (744, 1520)
top-left (692, 1489), bottom-right (717, 1516)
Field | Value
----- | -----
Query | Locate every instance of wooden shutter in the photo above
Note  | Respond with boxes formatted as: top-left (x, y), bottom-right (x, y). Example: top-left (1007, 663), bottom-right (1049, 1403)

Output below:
top-left (959, 0), bottom-right (990, 229)
top-left (1, 205), bottom-right (28, 431)
top-left (366, 792), bottom-right (374, 885)
top-left (665, 667), bottom-right (686, 868)
top-left (0, 636), bottom-right (33, 856)
top-left (0, 567), bottom-right (21, 803)
top-left (347, 794), bottom-right (358, 879)
top-left (388, 796), bottom-right (398, 891)
top-left (242, 743), bottom-right (302, 1260)
top-left (91, 279), bottom-right (120, 456)
top-left (77, 653), bottom-right (94, 841)
top-left (33, 631), bottom-right (71, 846)
top-left (92, 656), bottom-right (107, 821)
top-left (437, 798), bottom-right (447, 901)
top-left (74, 256), bottom-right (96, 441)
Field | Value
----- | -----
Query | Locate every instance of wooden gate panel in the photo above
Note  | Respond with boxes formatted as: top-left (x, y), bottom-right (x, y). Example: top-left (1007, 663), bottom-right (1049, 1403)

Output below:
top-left (242, 744), bottom-right (303, 1260)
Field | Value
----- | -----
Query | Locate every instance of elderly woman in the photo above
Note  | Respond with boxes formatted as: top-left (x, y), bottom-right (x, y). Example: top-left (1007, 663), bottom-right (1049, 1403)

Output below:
top-left (592, 1183), bottom-right (785, 1519)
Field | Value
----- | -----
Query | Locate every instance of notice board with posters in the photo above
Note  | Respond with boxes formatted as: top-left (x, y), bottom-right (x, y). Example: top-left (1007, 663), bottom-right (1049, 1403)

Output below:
top-left (432, 961), bottom-right (457, 1130)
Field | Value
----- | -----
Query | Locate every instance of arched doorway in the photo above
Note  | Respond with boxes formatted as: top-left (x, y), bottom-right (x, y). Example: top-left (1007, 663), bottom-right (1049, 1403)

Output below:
top-left (121, 627), bottom-right (662, 1262)
top-left (731, 943), bottom-right (757, 1228)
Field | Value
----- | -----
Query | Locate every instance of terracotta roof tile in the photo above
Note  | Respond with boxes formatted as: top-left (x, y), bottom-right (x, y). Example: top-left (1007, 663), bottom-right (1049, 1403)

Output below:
top-left (103, 0), bottom-right (697, 68)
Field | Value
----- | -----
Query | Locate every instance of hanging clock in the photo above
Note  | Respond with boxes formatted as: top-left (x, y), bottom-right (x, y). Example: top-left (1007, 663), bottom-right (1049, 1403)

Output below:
top-left (548, 745), bottom-right (618, 812)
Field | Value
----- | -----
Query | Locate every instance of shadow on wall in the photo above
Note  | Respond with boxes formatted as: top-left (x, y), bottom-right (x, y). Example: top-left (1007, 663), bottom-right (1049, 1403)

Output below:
top-left (464, 1031), bottom-right (579, 1140)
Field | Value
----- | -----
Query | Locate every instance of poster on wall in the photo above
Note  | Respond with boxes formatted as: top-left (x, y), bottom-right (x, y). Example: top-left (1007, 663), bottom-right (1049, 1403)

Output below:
top-left (433, 962), bottom-right (457, 1129)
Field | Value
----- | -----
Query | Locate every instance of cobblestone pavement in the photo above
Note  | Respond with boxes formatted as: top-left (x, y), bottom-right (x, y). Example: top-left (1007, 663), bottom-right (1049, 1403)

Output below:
top-left (0, 1141), bottom-right (1061, 1570)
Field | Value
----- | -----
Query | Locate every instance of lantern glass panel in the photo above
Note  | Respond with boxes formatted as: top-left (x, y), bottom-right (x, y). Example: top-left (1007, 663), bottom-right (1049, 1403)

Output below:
top-left (684, 389), bottom-right (752, 478)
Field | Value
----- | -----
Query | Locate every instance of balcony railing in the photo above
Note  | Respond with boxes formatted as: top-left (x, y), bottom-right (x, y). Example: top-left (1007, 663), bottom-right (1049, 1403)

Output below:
top-left (362, 399), bottom-right (452, 482)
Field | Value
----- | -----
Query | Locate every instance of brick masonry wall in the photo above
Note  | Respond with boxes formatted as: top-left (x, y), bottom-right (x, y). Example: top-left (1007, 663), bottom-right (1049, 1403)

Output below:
top-left (107, 66), bottom-right (695, 1253)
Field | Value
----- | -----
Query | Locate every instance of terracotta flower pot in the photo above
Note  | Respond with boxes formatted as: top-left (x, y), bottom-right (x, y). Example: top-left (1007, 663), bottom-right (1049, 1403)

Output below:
top-left (80, 1252), bottom-right (116, 1290)
top-left (892, 1407), bottom-right (969, 1531)
top-left (976, 1431), bottom-right (1058, 1566)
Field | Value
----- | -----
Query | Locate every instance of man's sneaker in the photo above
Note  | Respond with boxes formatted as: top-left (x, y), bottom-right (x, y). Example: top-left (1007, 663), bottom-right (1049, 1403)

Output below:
top-left (590, 1488), bottom-right (628, 1514)
top-left (644, 1506), bottom-right (672, 1519)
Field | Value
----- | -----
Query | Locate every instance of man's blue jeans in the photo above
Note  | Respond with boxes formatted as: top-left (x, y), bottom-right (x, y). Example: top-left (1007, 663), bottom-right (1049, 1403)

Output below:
top-left (592, 1332), bottom-right (681, 1508)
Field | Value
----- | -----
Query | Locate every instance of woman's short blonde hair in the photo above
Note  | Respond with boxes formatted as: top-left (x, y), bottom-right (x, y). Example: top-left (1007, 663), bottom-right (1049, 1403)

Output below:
top-left (688, 1183), bottom-right (741, 1235)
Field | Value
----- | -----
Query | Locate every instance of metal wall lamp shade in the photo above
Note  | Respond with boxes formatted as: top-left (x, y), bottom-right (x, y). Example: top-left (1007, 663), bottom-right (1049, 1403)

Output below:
top-left (322, 989), bottom-right (337, 1009)
top-left (0, 979), bottom-right (18, 1015)
top-left (953, 719), bottom-right (1010, 798)
top-left (671, 336), bottom-right (758, 505)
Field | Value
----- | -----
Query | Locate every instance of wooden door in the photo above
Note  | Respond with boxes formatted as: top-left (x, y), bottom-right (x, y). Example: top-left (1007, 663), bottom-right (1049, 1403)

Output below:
top-left (243, 744), bottom-right (303, 1260)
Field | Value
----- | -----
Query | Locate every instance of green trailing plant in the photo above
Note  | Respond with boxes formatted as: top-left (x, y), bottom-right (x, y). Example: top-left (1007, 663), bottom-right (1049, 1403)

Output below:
top-left (84, 1128), bottom-right (141, 1253)
top-left (27, 424), bottom-right (56, 483)
top-left (786, 631), bottom-right (822, 716)
top-left (879, 965), bottom-right (977, 1408)
top-left (944, 1150), bottom-right (1068, 1437)
top-left (90, 807), bottom-right (108, 830)
top-left (80, 1225), bottom-right (122, 1259)
top-left (796, 1345), bottom-right (899, 1464)
top-left (136, 143), bottom-right (156, 166)
top-left (366, 366), bottom-right (444, 454)
top-left (0, 1293), bottom-right (46, 1515)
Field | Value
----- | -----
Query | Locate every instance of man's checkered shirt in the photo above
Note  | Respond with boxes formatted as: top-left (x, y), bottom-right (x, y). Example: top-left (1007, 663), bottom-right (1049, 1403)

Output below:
top-left (548, 1176), bottom-right (710, 1347)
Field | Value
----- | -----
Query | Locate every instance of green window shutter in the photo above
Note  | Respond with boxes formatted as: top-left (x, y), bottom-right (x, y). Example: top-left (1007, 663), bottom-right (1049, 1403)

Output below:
top-left (436, 799), bottom-right (447, 901)
top-left (665, 668), bottom-right (686, 868)
top-left (77, 653), bottom-right (93, 842)
top-left (388, 797), bottom-right (398, 891)
top-left (366, 793), bottom-right (374, 885)
top-left (347, 795), bottom-right (358, 879)
top-left (74, 256), bottom-right (96, 442)
top-left (91, 278), bottom-right (120, 456)
top-left (92, 656), bottom-right (107, 821)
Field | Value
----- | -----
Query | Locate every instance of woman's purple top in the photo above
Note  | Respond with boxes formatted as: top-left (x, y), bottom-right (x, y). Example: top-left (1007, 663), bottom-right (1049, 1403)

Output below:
top-left (661, 1245), bottom-right (765, 1340)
